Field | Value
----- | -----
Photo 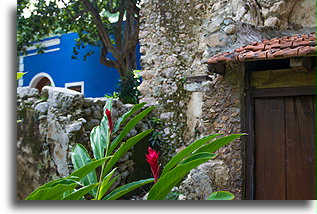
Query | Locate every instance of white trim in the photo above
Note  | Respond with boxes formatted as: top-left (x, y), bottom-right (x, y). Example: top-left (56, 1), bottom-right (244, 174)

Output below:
top-left (26, 38), bottom-right (61, 51)
top-left (23, 48), bottom-right (60, 57)
top-left (18, 78), bottom-right (23, 87)
top-left (65, 81), bottom-right (84, 94)
top-left (19, 56), bottom-right (24, 64)
top-left (19, 64), bottom-right (24, 72)
top-left (29, 72), bottom-right (55, 88)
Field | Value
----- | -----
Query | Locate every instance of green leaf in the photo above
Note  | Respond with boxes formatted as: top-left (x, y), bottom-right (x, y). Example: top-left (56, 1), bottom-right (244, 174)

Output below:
top-left (147, 153), bottom-right (216, 200)
top-left (108, 106), bottom-right (155, 155)
top-left (193, 134), bottom-right (245, 155)
top-left (17, 72), bottom-right (27, 80)
top-left (206, 191), bottom-right (235, 200)
top-left (180, 152), bottom-right (217, 165)
top-left (62, 183), bottom-right (99, 200)
top-left (102, 98), bottom-right (113, 113)
top-left (68, 157), bottom-right (109, 182)
top-left (90, 126), bottom-right (107, 160)
top-left (161, 133), bottom-right (223, 176)
top-left (103, 129), bottom-right (153, 177)
top-left (26, 183), bottom-right (78, 200)
top-left (103, 178), bottom-right (154, 200)
top-left (26, 178), bottom-right (78, 200)
top-left (71, 144), bottom-right (97, 196)
top-left (97, 168), bottom-right (118, 200)
top-left (113, 102), bottom-right (146, 133)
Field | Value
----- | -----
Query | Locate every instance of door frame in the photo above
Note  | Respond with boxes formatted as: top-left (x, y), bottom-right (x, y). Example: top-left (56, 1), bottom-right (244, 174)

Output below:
top-left (243, 70), bottom-right (316, 200)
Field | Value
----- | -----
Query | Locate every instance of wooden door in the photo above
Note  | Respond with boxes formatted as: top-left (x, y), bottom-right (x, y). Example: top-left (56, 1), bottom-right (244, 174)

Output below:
top-left (254, 95), bottom-right (316, 200)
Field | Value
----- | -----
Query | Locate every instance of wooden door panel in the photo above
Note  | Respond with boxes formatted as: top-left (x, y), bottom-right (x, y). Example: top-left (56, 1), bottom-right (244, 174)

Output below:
top-left (285, 96), bottom-right (316, 199)
top-left (254, 98), bottom-right (286, 200)
top-left (253, 95), bottom-right (316, 200)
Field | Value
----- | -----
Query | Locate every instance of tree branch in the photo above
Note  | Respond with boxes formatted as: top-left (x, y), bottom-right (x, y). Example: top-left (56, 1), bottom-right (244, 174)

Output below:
top-left (81, 0), bottom-right (121, 59)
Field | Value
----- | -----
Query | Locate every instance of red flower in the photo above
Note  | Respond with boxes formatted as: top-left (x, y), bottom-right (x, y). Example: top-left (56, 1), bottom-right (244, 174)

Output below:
top-left (105, 109), bottom-right (113, 133)
top-left (146, 147), bottom-right (160, 183)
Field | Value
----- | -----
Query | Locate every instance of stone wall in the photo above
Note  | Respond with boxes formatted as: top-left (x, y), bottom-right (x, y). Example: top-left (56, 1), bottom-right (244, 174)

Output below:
top-left (17, 86), bottom-right (152, 200)
top-left (138, 0), bottom-right (315, 199)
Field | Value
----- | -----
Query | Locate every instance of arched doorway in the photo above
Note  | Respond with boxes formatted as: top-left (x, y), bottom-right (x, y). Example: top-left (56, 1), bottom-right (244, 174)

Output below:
top-left (29, 72), bottom-right (55, 94)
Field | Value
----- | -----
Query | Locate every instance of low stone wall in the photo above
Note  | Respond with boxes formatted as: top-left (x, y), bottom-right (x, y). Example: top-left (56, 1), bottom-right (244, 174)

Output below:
top-left (17, 86), bottom-right (152, 200)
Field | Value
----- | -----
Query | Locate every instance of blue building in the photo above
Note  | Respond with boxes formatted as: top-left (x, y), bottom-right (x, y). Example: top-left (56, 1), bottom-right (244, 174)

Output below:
top-left (18, 32), bottom-right (140, 98)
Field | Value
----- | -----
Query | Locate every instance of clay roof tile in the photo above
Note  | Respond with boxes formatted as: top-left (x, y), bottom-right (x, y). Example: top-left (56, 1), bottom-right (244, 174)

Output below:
top-left (206, 32), bottom-right (316, 64)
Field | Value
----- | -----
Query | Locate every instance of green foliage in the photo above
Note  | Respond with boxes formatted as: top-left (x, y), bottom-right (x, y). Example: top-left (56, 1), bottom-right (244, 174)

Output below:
top-left (25, 98), bottom-right (155, 200)
top-left (206, 191), bottom-right (235, 200)
top-left (116, 70), bottom-right (141, 104)
top-left (147, 133), bottom-right (245, 200)
top-left (149, 117), bottom-right (162, 147)
top-left (105, 91), bottom-right (119, 99)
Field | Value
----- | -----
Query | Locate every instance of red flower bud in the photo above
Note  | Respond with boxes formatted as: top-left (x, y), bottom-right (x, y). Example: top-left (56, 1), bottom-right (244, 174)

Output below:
top-left (146, 147), bottom-right (160, 183)
top-left (105, 109), bottom-right (113, 133)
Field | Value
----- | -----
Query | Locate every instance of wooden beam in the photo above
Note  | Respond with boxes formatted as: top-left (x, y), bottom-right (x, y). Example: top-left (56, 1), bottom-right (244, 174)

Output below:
top-left (251, 68), bottom-right (316, 89)
top-left (290, 57), bottom-right (312, 72)
top-left (207, 63), bottom-right (225, 75)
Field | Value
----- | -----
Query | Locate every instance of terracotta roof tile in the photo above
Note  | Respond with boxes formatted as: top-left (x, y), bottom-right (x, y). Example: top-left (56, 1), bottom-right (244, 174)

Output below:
top-left (205, 32), bottom-right (316, 64)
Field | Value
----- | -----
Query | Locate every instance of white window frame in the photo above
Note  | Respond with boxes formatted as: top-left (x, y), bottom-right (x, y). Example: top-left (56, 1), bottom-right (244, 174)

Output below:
top-left (65, 81), bottom-right (85, 94)
top-left (29, 72), bottom-right (55, 88)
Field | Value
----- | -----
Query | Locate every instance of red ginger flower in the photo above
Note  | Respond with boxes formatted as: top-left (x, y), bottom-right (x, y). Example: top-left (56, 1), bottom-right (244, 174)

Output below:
top-left (105, 109), bottom-right (113, 133)
top-left (146, 147), bottom-right (160, 183)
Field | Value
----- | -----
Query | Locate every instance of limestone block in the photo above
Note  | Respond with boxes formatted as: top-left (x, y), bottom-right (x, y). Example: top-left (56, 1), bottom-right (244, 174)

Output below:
top-left (204, 33), bottom-right (226, 48)
top-left (179, 160), bottom-right (230, 200)
top-left (160, 112), bottom-right (174, 120)
top-left (17, 86), bottom-right (39, 99)
top-left (289, 0), bottom-right (316, 28)
top-left (223, 24), bottom-right (236, 35)
top-left (264, 17), bottom-right (280, 27)
top-left (42, 86), bottom-right (84, 109)
top-left (34, 102), bottom-right (49, 115)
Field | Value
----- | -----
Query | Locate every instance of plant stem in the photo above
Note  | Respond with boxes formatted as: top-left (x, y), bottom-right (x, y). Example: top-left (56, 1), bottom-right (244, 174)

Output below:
top-left (95, 131), bottom-right (111, 200)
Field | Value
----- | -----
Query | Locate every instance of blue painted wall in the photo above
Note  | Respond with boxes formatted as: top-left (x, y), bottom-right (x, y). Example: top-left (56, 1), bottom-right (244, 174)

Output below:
top-left (22, 32), bottom-right (141, 98)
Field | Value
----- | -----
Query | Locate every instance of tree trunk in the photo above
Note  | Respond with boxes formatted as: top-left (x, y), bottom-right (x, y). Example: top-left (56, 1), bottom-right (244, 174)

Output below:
top-left (82, 0), bottom-right (139, 80)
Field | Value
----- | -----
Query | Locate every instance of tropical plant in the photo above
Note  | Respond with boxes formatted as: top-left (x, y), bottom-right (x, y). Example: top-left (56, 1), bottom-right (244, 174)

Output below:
top-left (25, 98), bottom-right (244, 200)
top-left (26, 99), bottom-right (155, 200)
top-left (145, 132), bottom-right (244, 200)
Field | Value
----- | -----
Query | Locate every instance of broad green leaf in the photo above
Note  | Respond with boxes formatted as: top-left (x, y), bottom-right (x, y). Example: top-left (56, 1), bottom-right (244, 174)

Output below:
top-left (102, 98), bottom-right (113, 113)
top-left (97, 168), bottom-right (117, 200)
top-left (161, 133), bottom-right (223, 176)
top-left (17, 72), bottom-right (27, 80)
top-left (26, 178), bottom-right (78, 200)
top-left (90, 126), bottom-right (107, 160)
top-left (113, 102), bottom-right (146, 133)
top-left (103, 129), bottom-right (153, 177)
top-left (71, 144), bottom-right (97, 196)
top-left (193, 134), bottom-right (245, 155)
top-left (103, 178), bottom-right (154, 200)
top-left (147, 153), bottom-right (216, 200)
top-left (26, 183), bottom-right (78, 200)
top-left (206, 191), bottom-right (235, 200)
top-left (108, 106), bottom-right (155, 155)
top-left (62, 183), bottom-right (99, 200)
top-left (68, 157), bottom-right (110, 182)
top-left (180, 152), bottom-right (217, 165)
